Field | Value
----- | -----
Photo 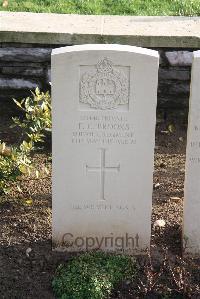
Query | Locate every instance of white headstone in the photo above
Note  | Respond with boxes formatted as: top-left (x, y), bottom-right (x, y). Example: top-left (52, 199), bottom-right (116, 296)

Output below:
top-left (184, 50), bottom-right (200, 255)
top-left (52, 44), bottom-right (159, 253)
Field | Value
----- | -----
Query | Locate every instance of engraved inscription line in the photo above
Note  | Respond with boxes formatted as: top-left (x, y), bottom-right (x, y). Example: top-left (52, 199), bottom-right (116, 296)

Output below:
top-left (86, 148), bottom-right (120, 200)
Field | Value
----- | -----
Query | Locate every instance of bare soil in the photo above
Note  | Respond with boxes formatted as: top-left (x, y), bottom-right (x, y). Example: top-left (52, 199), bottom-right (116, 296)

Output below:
top-left (0, 112), bottom-right (199, 298)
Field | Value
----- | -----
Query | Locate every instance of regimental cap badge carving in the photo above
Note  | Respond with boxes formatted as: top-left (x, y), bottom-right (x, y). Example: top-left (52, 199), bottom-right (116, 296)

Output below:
top-left (80, 57), bottom-right (129, 110)
top-left (96, 57), bottom-right (113, 73)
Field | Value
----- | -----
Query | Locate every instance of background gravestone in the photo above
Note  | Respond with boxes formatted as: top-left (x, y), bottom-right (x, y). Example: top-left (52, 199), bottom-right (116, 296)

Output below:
top-left (184, 50), bottom-right (200, 255)
top-left (52, 44), bottom-right (159, 253)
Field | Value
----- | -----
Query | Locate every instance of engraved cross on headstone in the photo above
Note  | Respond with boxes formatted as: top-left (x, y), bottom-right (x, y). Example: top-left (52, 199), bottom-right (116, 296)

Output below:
top-left (86, 148), bottom-right (120, 200)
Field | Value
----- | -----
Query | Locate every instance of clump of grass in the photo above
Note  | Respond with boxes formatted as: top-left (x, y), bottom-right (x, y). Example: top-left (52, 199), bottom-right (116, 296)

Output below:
top-left (52, 251), bottom-right (137, 299)
top-left (1, 0), bottom-right (200, 16)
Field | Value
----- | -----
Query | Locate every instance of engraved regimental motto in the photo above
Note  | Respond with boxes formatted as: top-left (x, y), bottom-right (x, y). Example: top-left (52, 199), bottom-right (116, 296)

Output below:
top-left (80, 58), bottom-right (129, 110)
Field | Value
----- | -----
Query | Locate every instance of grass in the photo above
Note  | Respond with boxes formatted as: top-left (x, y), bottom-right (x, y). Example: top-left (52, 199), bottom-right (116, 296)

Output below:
top-left (1, 0), bottom-right (200, 16)
top-left (52, 251), bottom-right (137, 299)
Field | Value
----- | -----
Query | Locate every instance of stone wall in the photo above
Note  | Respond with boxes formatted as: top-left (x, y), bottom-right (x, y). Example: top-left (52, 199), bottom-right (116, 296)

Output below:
top-left (2, 13), bottom-right (200, 115)
top-left (158, 49), bottom-right (192, 110)
top-left (0, 43), bottom-right (193, 114)
top-left (0, 43), bottom-right (52, 114)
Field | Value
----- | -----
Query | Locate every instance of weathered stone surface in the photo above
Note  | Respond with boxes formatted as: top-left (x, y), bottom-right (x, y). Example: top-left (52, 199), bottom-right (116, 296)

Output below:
top-left (169, 82), bottom-right (190, 95)
top-left (1, 66), bottom-right (44, 77)
top-left (158, 50), bottom-right (168, 66)
top-left (0, 93), bottom-right (24, 103)
top-left (184, 50), bottom-right (200, 254)
top-left (159, 68), bottom-right (190, 81)
top-left (0, 41), bottom-right (194, 111)
top-left (1, 12), bottom-right (200, 48)
top-left (158, 81), bottom-right (190, 95)
top-left (158, 96), bottom-right (188, 109)
top-left (0, 78), bottom-right (40, 89)
top-left (52, 44), bottom-right (159, 253)
top-left (46, 67), bottom-right (51, 84)
top-left (166, 51), bottom-right (193, 66)
top-left (0, 48), bottom-right (52, 62)
top-left (0, 42), bottom-right (44, 48)
top-left (0, 61), bottom-right (44, 67)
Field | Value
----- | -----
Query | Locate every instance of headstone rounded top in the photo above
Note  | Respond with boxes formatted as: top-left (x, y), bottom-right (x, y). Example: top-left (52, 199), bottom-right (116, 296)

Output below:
top-left (194, 50), bottom-right (200, 58)
top-left (52, 44), bottom-right (159, 58)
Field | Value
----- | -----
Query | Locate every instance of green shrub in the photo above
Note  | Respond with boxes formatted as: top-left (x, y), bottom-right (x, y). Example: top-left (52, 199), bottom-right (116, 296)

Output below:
top-left (12, 87), bottom-right (51, 144)
top-left (52, 251), bottom-right (137, 299)
top-left (0, 88), bottom-right (51, 194)
top-left (0, 140), bottom-right (34, 194)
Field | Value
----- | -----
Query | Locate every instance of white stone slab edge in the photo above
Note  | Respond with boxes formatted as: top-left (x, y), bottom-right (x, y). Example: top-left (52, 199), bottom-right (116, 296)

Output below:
top-left (52, 44), bottom-right (159, 58)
